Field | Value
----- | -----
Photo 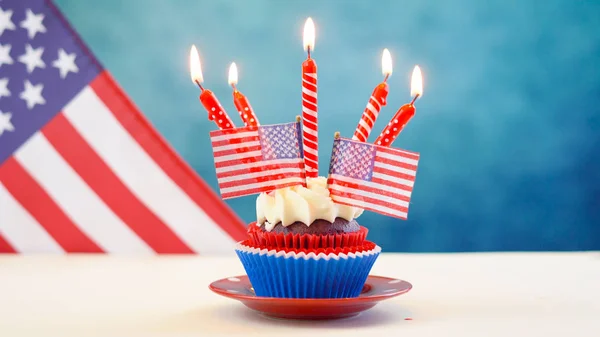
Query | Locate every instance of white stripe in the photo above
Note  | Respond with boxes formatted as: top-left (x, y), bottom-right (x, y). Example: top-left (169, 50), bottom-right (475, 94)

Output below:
top-left (210, 130), bottom-right (258, 143)
top-left (302, 124), bottom-right (318, 138)
top-left (303, 145), bottom-right (319, 156)
top-left (354, 127), bottom-right (368, 141)
top-left (64, 87), bottom-right (235, 254)
top-left (221, 176), bottom-right (305, 194)
top-left (374, 161), bottom-right (417, 177)
top-left (213, 150), bottom-right (262, 163)
top-left (376, 151), bottom-right (419, 166)
top-left (328, 184), bottom-right (409, 208)
top-left (370, 96), bottom-right (381, 110)
top-left (302, 78), bottom-right (317, 87)
top-left (0, 183), bottom-right (64, 254)
top-left (14, 133), bottom-right (153, 254)
top-left (218, 166), bottom-right (303, 184)
top-left (216, 158), bottom-right (299, 174)
top-left (304, 73), bottom-right (317, 79)
top-left (213, 140), bottom-right (260, 152)
top-left (329, 174), bottom-right (412, 198)
top-left (302, 107), bottom-right (317, 119)
top-left (216, 158), bottom-right (300, 174)
top-left (366, 103), bottom-right (379, 120)
top-left (302, 87), bottom-right (317, 98)
top-left (372, 171), bottom-right (415, 187)
top-left (358, 119), bottom-right (372, 134)
top-left (302, 97), bottom-right (317, 107)
top-left (331, 195), bottom-right (407, 219)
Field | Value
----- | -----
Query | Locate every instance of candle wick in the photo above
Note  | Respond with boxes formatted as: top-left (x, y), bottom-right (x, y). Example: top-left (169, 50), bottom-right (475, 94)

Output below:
top-left (307, 46), bottom-right (311, 59)
top-left (195, 80), bottom-right (204, 91)
top-left (231, 84), bottom-right (237, 92)
top-left (410, 94), bottom-right (420, 105)
top-left (383, 74), bottom-right (389, 82)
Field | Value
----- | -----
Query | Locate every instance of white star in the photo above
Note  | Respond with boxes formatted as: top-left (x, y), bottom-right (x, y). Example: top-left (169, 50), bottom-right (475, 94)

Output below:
top-left (20, 9), bottom-right (46, 39)
top-left (0, 77), bottom-right (9, 98)
top-left (52, 48), bottom-right (78, 78)
top-left (0, 110), bottom-right (15, 136)
top-left (20, 80), bottom-right (45, 109)
top-left (0, 43), bottom-right (13, 67)
top-left (0, 7), bottom-right (16, 36)
top-left (18, 44), bottom-right (45, 73)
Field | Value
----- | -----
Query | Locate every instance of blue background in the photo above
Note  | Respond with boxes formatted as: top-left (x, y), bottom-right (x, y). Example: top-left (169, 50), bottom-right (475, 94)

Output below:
top-left (54, 0), bottom-right (600, 252)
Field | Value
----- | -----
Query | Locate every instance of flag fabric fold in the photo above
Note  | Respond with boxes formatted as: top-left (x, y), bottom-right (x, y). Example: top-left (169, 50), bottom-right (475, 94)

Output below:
top-left (327, 137), bottom-right (419, 220)
top-left (210, 121), bottom-right (306, 199)
top-left (0, 0), bottom-right (246, 254)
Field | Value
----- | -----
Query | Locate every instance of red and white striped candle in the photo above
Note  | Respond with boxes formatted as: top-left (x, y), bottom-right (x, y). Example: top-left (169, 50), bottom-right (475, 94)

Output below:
top-left (189, 45), bottom-right (235, 130)
top-left (375, 66), bottom-right (423, 146)
top-left (353, 49), bottom-right (393, 142)
top-left (301, 18), bottom-right (318, 178)
top-left (228, 62), bottom-right (260, 127)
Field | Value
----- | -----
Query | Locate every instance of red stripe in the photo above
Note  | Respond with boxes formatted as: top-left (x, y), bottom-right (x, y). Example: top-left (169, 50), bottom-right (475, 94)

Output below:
top-left (303, 151), bottom-right (318, 163)
top-left (214, 155), bottom-right (263, 169)
top-left (375, 155), bottom-right (418, 171)
top-left (218, 171), bottom-right (304, 189)
top-left (371, 176), bottom-right (413, 192)
top-left (355, 124), bottom-right (370, 141)
top-left (302, 111), bottom-right (318, 125)
top-left (210, 125), bottom-right (259, 138)
top-left (327, 178), bottom-right (411, 203)
top-left (303, 132), bottom-right (318, 145)
top-left (211, 136), bottom-right (260, 147)
top-left (42, 114), bottom-right (194, 254)
top-left (372, 166), bottom-right (416, 182)
top-left (217, 162), bottom-right (303, 179)
top-left (90, 72), bottom-right (247, 242)
top-left (376, 145), bottom-right (420, 160)
top-left (221, 181), bottom-right (304, 199)
top-left (302, 100), bottom-right (318, 112)
top-left (302, 96), bottom-right (318, 107)
top-left (302, 81), bottom-right (317, 92)
top-left (213, 145), bottom-right (261, 158)
top-left (0, 158), bottom-right (103, 253)
top-left (329, 189), bottom-right (409, 214)
top-left (0, 234), bottom-right (16, 253)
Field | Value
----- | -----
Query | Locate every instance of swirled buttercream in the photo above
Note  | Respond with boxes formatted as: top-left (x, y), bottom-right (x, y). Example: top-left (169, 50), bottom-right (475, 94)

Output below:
top-left (256, 177), bottom-right (363, 231)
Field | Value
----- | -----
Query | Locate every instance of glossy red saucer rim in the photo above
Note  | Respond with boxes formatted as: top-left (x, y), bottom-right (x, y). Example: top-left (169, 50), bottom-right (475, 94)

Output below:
top-left (209, 274), bottom-right (412, 304)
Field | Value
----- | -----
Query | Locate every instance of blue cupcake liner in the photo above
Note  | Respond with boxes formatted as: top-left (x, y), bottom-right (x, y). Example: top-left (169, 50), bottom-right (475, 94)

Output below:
top-left (235, 244), bottom-right (381, 298)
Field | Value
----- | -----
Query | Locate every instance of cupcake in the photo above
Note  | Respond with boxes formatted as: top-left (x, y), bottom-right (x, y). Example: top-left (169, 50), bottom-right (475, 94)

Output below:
top-left (235, 176), bottom-right (381, 298)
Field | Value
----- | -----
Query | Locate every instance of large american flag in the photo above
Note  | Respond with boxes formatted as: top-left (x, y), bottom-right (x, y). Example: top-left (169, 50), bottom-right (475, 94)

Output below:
top-left (210, 122), bottom-right (306, 199)
top-left (0, 0), bottom-right (246, 254)
top-left (327, 137), bottom-right (419, 219)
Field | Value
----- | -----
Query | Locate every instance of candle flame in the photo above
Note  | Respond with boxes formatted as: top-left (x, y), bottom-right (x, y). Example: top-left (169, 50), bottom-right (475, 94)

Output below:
top-left (410, 65), bottom-right (423, 98)
top-left (382, 48), bottom-right (392, 77)
top-left (228, 62), bottom-right (238, 86)
top-left (189, 45), bottom-right (203, 84)
top-left (303, 17), bottom-right (315, 52)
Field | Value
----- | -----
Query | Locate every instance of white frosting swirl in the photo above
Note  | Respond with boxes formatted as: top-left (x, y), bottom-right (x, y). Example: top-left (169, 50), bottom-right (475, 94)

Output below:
top-left (256, 177), bottom-right (363, 231)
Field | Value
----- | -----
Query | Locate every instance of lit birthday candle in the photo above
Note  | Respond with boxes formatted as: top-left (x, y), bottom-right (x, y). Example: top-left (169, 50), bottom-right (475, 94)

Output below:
top-left (352, 48), bottom-right (393, 142)
top-left (301, 17), bottom-right (319, 178)
top-left (375, 65), bottom-right (423, 146)
top-left (228, 62), bottom-right (260, 127)
top-left (189, 45), bottom-right (235, 130)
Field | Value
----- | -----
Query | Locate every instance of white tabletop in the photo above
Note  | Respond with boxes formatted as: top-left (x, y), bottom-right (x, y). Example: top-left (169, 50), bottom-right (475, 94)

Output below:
top-left (1, 252), bottom-right (599, 337)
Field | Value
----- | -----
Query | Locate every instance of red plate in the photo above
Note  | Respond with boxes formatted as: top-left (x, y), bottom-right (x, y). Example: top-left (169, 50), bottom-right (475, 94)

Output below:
top-left (209, 275), bottom-right (412, 320)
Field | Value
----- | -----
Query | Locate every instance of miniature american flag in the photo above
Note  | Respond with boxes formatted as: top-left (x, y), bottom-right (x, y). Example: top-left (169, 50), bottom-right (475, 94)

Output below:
top-left (210, 121), bottom-right (306, 199)
top-left (0, 0), bottom-right (246, 254)
top-left (327, 137), bottom-right (419, 219)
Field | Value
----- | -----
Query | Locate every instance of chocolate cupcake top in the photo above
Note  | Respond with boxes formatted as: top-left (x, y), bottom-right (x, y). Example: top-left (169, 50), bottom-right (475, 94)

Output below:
top-left (259, 218), bottom-right (360, 235)
top-left (256, 176), bottom-right (363, 232)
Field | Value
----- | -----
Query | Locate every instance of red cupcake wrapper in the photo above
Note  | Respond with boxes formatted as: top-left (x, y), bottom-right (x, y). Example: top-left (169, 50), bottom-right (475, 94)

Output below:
top-left (239, 239), bottom-right (378, 256)
top-left (247, 222), bottom-right (368, 250)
